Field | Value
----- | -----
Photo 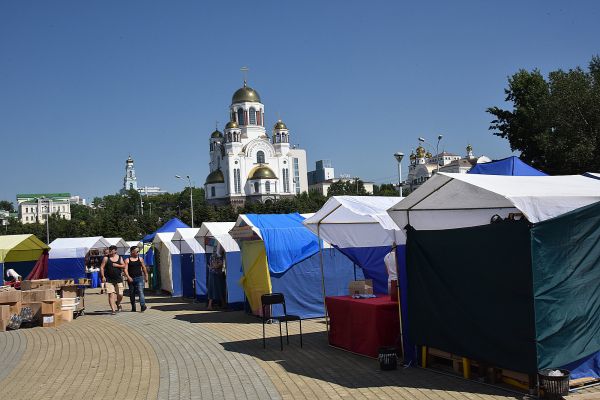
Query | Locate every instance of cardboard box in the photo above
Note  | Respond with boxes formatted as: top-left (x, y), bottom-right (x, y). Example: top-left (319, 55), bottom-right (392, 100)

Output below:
top-left (41, 299), bottom-right (61, 315)
top-left (60, 285), bottom-right (78, 299)
top-left (60, 309), bottom-right (74, 323)
top-left (349, 279), bottom-right (374, 295)
top-left (61, 297), bottom-right (80, 311)
top-left (0, 289), bottom-right (22, 303)
top-left (42, 314), bottom-right (58, 328)
top-left (22, 289), bottom-right (56, 303)
top-left (21, 279), bottom-right (53, 291)
top-left (0, 304), bottom-right (10, 322)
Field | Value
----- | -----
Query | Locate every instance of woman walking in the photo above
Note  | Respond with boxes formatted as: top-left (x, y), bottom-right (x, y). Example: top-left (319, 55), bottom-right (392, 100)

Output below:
top-left (124, 246), bottom-right (148, 312)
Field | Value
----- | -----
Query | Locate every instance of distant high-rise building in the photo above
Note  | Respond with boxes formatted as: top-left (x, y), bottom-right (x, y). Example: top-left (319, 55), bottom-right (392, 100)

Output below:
top-left (308, 160), bottom-right (335, 186)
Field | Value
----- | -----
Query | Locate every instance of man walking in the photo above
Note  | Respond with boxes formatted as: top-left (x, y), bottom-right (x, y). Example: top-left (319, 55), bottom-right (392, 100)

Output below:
top-left (124, 246), bottom-right (148, 312)
top-left (100, 245), bottom-right (125, 315)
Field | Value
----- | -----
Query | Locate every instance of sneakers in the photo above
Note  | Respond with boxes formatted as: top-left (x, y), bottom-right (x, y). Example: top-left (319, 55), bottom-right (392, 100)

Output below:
top-left (141, 305), bottom-right (147, 312)
top-left (116, 302), bottom-right (123, 312)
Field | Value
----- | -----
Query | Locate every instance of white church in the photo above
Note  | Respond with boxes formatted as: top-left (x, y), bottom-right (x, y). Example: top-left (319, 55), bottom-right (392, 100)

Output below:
top-left (205, 81), bottom-right (308, 206)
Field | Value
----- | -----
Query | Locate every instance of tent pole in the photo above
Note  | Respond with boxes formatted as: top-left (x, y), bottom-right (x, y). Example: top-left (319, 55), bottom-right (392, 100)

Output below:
top-left (317, 222), bottom-right (328, 332)
top-left (393, 241), bottom-right (406, 361)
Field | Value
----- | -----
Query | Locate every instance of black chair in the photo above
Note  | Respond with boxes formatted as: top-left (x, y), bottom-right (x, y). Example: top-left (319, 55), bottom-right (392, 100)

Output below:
top-left (261, 292), bottom-right (303, 350)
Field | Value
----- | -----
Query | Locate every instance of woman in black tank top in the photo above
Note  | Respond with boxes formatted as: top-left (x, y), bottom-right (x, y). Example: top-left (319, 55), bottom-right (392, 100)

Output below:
top-left (125, 246), bottom-right (148, 312)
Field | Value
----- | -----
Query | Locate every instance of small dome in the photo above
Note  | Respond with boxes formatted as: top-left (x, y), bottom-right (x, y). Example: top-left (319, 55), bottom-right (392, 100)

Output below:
top-left (273, 120), bottom-right (287, 130)
top-left (205, 169), bottom-right (225, 184)
top-left (248, 166), bottom-right (277, 180)
top-left (126, 155), bottom-right (134, 163)
top-left (225, 121), bottom-right (239, 129)
top-left (416, 145), bottom-right (426, 158)
top-left (211, 129), bottom-right (223, 138)
top-left (232, 82), bottom-right (261, 104)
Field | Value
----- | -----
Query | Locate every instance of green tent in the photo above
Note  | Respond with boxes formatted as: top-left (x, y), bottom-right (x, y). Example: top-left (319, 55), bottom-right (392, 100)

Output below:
top-left (0, 234), bottom-right (50, 280)
top-left (405, 201), bottom-right (600, 374)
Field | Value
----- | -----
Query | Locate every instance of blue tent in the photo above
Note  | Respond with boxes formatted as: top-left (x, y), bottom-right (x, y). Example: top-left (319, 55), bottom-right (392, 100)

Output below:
top-left (142, 218), bottom-right (190, 243)
top-left (48, 237), bottom-right (111, 279)
top-left (236, 213), bottom-right (361, 319)
top-left (468, 156), bottom-right (547, 176)
top-left (172, 228), bottom-right (205, 298)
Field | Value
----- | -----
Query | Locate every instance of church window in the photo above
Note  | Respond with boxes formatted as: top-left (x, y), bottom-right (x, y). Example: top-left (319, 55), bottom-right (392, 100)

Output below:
top-left (249, 108), bottom-right (256, 125)
top-left (237, 108), bottom-right (244, 125)
top-left (293, 158), bottom-right (300, 194)
top-left (283, 169), bottom-right (290, 193)
top-left (211, 186), bottom-right (216, 197)
top-left (257, 110), bottom-right (262, 126)
top-left (265, 181), bottom-right (271, 193)
top-left (254, 182), bottom-right (259, 193)
top-left (257, 151), bottom-right (265, 164)
top-left (234, 169), bottom-right (241, 193)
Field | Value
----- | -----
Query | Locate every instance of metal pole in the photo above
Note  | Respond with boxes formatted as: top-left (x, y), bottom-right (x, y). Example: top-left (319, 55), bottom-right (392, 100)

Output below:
top-left (397, 161), bottom-right (402, 197)
top-left (188, 176), bottom-right (194, 228)
top-left (317, 223), bottom-right (328, 332)
top-left (393, 242), bottom-right (406, 360)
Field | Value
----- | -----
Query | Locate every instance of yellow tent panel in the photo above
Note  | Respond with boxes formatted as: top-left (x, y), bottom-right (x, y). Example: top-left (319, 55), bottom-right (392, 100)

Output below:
top-left (239, 241), bottom-right (271, 315)
top-left (0, 234), bottom-right (50, 263)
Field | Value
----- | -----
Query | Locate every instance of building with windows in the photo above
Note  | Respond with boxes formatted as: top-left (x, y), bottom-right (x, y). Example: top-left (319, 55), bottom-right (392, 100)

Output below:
top-left (205, 81), bottom-right (308, 206)
top-left (16, 193), bottom-right (72, 224)
top-left (406, 144), bottom-right (491, 190)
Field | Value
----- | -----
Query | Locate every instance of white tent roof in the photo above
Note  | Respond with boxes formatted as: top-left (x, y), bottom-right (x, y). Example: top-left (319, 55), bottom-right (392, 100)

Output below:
top-left (304, 196), bottom-right (404, 247)
top-left (153, 232), bottom-right (180, 255)
top-left (126, 241), bottom-right (140, 248)
top-left (172, 228), bottom-right (204, 254)
top-left (105, 237), bottom-right (129, 255)
top-left (196, 222), bottom-right (239, 252)
top-left (49, 236), bottom-right (111, 259)
top-left (388, 172), bottom-right (600, 231)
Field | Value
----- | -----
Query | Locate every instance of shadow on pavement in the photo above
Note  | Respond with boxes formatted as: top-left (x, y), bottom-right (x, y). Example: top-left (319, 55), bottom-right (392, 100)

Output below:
top-left (173, 310), bottom-right (259, 325)
top-left (220, 332), bottom-right (522, 399)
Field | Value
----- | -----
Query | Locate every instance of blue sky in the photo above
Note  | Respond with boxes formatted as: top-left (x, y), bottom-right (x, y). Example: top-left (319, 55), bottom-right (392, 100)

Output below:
top-left (1, 1), bottom-right (599, 202)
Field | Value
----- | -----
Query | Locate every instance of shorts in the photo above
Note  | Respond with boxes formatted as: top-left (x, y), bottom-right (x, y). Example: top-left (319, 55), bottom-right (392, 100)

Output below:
top-left (105, 281), bottom-right (124, 295)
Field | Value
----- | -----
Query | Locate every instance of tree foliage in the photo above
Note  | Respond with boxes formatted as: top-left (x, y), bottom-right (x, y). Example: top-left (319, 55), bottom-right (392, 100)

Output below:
top-left (327, 179), bottom-right (368, 196)
top-left (0, 200), bottom-right (14, 212)
top-left (0, 189), bottom-right (328, 243)
top-left (487, 56), bottom-right (600, 174)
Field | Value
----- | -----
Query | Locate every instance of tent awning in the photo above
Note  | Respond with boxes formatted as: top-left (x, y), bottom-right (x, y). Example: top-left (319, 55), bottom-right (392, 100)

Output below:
top-left (467, 156), bottom-right (547, 176)
top-left (142, 218), bottom-right (189, 243)
top-left (388, 173), bottom-right (600, 230)
top-left (153, 232), bottom-right (180, 254)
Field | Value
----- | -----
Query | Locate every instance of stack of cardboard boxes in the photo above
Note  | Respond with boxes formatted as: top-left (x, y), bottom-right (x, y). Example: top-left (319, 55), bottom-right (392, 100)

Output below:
top-left (1, 278), bottom-right (87, 331)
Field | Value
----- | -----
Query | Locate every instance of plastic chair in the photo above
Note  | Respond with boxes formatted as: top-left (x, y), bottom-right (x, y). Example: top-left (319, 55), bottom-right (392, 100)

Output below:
top-left (261, 292), bottom-right (303, 350)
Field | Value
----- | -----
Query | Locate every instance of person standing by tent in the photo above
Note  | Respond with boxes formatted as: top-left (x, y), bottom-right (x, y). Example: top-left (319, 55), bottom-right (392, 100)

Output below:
top-left (384, 244), bottom-right (398, 294)
top-left (207, 246), bottom-right (226, 310)
top-left (100, 245), bottom-right (125, 315)
top-left (124, 246), bottom-right (148, 312)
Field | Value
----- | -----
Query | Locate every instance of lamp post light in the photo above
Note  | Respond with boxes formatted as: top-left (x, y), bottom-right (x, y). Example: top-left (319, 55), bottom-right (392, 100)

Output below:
top-left (394, 152), bottom-right (404, 197)
top-left (175, 175), bottom-right (194, 228)
top-left (436, 134), bottom-right (443, 173)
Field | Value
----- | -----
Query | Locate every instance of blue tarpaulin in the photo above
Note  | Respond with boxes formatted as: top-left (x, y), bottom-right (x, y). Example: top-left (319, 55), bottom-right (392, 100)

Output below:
top-left (245, 213), bottom-right (320, 274)
top-left (468, 156), bottom-right (547, 176)
top-left (142, 218), bottom-right (189, 243)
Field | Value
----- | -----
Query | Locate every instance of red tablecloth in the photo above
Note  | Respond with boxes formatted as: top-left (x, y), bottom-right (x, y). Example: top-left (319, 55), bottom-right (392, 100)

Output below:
top-left (325, 295), bottom-right (400, 358)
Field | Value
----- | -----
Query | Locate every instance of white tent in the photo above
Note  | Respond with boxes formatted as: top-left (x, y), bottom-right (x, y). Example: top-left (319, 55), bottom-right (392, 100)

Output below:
top-left (153, 232), bottom-right (180, 294)
top-left (388, 172), bottom-right (600, 231)
top-left (172, 228), bottom-right (203, 254)
top-left (303, 196), bottom-right (403, 247)
top-left (126, 241), bottom-right (140, 253)
top-left (48, 236), bottom-right (111, 279)
top-left (105, 237), bottom-right (129, 256)
top-left (196, 222), bottom-right (240, 252)
top-left (49, 236), bottom-right (111, 259)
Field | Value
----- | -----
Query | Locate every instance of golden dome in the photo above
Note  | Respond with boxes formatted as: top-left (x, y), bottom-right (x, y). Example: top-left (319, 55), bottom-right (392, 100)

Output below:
top-left (205, 169), bottom-right (225, 184)
top-left (248, 165), bottom-right (277, 180)
top-left (425, 151), bottom-right (432, 159)
top-left (273, 120), bottom-right (287, 130)
top-left (232, 82), bottom-right (261, 104)
top-left (225, 121), bottom-right (239, 129)
top-left (466, 144), bottom-right (473, 152)
top-left (416, 145), bottom-right (426, 158)
top-left (211, 129), bottom-right (223, 138)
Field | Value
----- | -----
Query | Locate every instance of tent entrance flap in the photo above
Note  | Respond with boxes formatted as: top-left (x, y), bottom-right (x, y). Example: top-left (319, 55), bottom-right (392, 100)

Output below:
top-left (240, 241), bottom-right (272, 314)
top-left (406, 221), bottom-right (537, 373)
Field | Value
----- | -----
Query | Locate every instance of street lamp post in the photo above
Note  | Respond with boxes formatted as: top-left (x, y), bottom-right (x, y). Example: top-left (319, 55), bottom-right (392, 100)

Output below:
top-left (436, 134), bottom-right (443, 173)
top-left (394, 152), bottom-right (404, 197)
top-left (175, 175), bottom-right (194, 228)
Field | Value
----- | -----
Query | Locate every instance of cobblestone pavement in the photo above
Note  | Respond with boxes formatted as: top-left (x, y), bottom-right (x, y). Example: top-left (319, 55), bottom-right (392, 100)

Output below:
top-left (0, 289), bottom-right (598, 399)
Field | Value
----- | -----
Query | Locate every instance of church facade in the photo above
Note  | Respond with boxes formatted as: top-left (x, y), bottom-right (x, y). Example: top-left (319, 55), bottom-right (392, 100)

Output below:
top-left (205, 81), bottom-right (308, 206)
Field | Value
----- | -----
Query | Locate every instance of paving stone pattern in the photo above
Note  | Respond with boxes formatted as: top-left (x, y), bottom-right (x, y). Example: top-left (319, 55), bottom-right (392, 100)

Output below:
top-left (0, 289), bottom-right (598, 400)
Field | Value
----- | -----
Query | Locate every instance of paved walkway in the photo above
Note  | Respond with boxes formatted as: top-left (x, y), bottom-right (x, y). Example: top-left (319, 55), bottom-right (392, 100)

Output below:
top-left (0, 290), bottom-right (598, 399)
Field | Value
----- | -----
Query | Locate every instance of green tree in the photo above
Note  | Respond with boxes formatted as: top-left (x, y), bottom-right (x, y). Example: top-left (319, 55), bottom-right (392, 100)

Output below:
top-left (0, 200), bottom-right (14, 212)
top-left (373, 184), bottom-right (400, 196)
top-left (487, 56), bottom-right (600, 175)
top-left (327, 179), bottom-right (368, 196)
